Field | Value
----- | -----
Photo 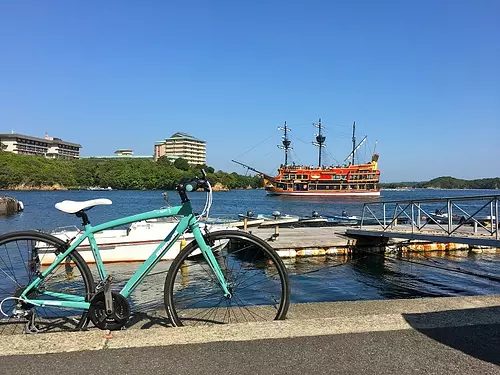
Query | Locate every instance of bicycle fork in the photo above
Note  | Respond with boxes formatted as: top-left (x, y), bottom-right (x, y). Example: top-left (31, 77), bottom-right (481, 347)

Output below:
top-left (192, 226), bottom-right (232, 298)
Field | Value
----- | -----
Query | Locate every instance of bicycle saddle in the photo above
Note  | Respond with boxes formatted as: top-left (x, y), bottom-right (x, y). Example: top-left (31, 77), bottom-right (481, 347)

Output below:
top-left (55, 199), bottom-right (112, 214)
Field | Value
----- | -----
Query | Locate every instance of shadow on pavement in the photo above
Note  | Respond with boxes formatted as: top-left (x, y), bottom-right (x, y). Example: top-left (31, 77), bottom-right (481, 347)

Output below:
top-left (403, 306), bottom-right (500, 366)
top-left (126, 311), bottom-right (172, 329)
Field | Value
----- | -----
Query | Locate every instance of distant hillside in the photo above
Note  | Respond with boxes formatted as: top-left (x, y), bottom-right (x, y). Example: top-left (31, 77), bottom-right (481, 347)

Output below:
top-left (381, 176), bottom-right (500, 190)
top-left (0, 152), bottom-right (262, 190)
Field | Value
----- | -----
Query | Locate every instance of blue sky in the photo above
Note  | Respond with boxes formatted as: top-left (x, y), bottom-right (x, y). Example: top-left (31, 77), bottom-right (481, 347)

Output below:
top-left (1, 1), bottom-right (499, 182)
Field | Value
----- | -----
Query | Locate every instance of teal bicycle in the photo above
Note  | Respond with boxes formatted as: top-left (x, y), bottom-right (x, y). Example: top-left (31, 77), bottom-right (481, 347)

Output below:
top-left (0, 173), bottom-right (290, 333)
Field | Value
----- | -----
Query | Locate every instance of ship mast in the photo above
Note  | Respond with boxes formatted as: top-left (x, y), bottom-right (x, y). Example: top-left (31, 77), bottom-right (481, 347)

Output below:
top-left (344, 121), bottom-right (368, 163)
top-left (277, 121), bottom-right (292, 166)
top-left (351, 121), bottom-right (356, 165)
top-left (312, 118), bottom-right (326, 167)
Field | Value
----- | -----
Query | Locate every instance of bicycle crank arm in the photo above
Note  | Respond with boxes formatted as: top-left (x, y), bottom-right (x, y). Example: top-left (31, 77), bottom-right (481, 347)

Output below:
top-left (103, 276), bottom-right (114, 315)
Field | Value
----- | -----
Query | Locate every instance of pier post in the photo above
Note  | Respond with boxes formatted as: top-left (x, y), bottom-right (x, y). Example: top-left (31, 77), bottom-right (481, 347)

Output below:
top-left (496, 197), bottom-right (499, 240)
top-left (353, 235), bottom-right (389, 254)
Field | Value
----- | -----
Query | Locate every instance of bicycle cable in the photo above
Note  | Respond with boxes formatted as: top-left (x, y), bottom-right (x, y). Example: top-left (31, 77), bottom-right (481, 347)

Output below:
top-left (197, 180), bottom-right (213, 220)
top-left (0, 297), bottom-right (41, 317)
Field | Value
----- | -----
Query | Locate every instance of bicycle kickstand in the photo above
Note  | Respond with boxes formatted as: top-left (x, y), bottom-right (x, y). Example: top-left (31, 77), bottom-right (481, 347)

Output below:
top-left (24, 311), bottom-right (39, 334)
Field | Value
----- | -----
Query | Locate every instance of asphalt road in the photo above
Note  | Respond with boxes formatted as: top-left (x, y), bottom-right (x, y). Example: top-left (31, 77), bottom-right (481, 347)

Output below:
top-left (3, 324), bottom-right (500, 375)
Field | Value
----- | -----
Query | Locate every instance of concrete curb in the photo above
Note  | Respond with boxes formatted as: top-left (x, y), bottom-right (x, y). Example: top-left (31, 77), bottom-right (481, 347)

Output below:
top-left (2, 295), bottom-right (500, 357)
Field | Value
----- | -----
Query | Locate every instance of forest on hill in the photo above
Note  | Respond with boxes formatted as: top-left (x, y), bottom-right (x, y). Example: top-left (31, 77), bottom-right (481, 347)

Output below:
top-left (0, 153), bottom-right (261, 190)
top-left (2, 152), bottom-right (499, 191)
top-left (381, 176), bottom-right (500, 190)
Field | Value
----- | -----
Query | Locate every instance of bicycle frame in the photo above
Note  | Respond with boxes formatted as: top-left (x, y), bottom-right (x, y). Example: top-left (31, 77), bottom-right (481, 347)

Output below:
top-left (20, 201), bottom-right (231, 310)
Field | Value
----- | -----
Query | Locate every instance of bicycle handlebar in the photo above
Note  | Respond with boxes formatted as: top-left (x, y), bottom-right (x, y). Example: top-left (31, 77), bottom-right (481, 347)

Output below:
top-left (176, 170), bottom-right (210, 203)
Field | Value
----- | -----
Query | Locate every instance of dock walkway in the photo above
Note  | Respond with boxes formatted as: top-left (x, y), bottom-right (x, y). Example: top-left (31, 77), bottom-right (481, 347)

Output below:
top-left (247, 226), bottom-right (356, 256)
top-left (246, 225), bottom-right (491, 256)
top-left (351, 194), bottom-right (500, 249)
top-left (347, 223), bottom-right (500, 248)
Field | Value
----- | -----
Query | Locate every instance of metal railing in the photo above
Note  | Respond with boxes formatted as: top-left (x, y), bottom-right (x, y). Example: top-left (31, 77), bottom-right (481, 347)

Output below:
top-left (360, 195), bottom-right (499, 240)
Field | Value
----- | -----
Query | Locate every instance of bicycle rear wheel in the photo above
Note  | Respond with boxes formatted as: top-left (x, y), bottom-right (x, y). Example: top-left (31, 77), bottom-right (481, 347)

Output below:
top-left (0, 231), bottom-right (94, 334)
top-left (164, 230), bottom-right (290, 327)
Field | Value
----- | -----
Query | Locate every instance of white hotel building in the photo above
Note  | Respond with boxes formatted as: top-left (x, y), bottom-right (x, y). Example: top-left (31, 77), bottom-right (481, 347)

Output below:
top-left (0, 133), bottom-right (81, 159)
top-left (154, 132), bottom-right (206, 165)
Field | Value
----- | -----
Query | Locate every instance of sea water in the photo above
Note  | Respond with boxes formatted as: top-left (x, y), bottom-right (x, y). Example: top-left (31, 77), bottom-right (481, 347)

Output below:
top-left (1, 188), bottom-right (499, 312)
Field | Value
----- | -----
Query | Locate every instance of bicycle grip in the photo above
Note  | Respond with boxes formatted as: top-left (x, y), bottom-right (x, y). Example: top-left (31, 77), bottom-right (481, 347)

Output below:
top-left (185, 182), bottom-right (197, 192)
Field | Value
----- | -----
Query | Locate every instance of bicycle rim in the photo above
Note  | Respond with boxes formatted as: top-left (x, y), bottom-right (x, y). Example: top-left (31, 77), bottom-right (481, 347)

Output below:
top-left (0, 231), bottom-right (94, 334)
top-left (165, 230), bottom-right (290, 326)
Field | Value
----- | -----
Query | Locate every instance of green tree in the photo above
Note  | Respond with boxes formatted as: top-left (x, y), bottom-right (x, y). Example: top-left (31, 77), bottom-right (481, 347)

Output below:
top-left (156, 155), bottom-right (171, 166)
top-left (173, 158), bottom-right (190, 171)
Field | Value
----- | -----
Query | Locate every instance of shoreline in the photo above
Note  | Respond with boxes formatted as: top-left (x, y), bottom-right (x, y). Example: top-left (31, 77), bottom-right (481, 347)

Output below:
top-left (1, 187), bottom-right (499, 192)
top-left (0, 184), bottom-right (235, 192)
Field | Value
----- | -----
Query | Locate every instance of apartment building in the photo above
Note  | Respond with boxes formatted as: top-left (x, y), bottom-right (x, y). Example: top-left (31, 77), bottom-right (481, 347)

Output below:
top-left (154, 132), bottom-right (206, 165)
top-left (0, 133), bottom-right (81, 159)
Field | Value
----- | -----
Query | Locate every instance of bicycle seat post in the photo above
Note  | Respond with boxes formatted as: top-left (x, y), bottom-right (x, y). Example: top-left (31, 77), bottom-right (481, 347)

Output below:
top-left (75, 210), bottom-right (91, 226)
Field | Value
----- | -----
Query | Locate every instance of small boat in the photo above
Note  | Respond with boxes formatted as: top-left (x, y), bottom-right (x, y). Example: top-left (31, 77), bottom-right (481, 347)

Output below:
top-left (325, 211), bottom-right (360, 225)
top-left (87, 186), bottom-right (113, 191)
top-left (202, 214), bottom-right (265, 229)
top-left (235, 211), bottom-right (299, 227)
top-left (240, 211), bottom-right (329, 228)
top-left (255, 211), bottom-right (300, 227)
top-left (237, 211), bottom-right (268, 224)
top-left (327, 216), bottom-right (360, 225)
top-left (37, 218), bottom-right (234, 265)
top-left (296, 214), bottom-right (329, 227)
top-left (425, 211), bottom-right (464, 225)
top-left (281, 211), bottom-right (329, 227)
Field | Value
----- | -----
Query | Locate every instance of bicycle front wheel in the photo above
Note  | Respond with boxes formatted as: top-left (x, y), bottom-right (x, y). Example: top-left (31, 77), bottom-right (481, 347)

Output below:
top-left (164, 230), bottom-right (290, 326)
top-left (0, 231), bottom-right (95, 334)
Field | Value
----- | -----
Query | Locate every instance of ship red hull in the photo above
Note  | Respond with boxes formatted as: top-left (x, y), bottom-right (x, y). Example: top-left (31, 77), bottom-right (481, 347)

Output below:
top-left (265, 187), bottom-right (381, 196)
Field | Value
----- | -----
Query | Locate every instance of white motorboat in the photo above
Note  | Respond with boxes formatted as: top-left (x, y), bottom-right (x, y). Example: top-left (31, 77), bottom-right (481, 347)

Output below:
top-left (296, 216), bottom-right (328, 227)
top-left (203, 215), bottom-right (265, 228)
top-left (255, 211), bottom-right (300, 227)
top-left (38, 218), bottom-right (235, 265)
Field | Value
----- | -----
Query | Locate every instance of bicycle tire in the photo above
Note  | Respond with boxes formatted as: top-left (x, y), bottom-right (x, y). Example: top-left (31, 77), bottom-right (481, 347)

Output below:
top-left (0, 231), bottom-right (95, 334)
top-left (164, 229), bottom-right (290, 327)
